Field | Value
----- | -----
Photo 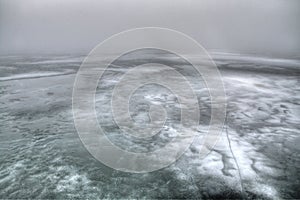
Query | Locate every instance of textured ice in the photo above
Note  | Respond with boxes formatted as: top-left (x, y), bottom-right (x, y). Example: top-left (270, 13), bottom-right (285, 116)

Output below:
top-left (0, 53), bottom-right (299, 199)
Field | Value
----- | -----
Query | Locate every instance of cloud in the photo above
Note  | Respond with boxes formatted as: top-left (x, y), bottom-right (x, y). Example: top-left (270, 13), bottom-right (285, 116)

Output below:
top-left (0, 0), bottom-right (299, 57)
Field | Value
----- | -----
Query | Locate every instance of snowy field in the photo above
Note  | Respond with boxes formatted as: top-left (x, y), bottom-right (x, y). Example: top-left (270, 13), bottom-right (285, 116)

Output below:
top-left (0, 52), bottom-right (299, 199)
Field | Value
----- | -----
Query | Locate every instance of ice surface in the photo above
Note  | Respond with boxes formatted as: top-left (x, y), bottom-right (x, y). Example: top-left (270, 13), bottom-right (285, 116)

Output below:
top-left (0, 52), bottom-right (299, 198)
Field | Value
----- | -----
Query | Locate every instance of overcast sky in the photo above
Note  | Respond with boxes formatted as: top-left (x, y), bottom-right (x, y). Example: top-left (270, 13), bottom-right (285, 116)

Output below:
top-left (0, 0), bottom-right (299, 57)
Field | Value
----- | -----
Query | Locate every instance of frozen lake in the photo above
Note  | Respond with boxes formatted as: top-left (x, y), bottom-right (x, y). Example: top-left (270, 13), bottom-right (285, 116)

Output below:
top-left (0, 52), bottom-right (299, 199)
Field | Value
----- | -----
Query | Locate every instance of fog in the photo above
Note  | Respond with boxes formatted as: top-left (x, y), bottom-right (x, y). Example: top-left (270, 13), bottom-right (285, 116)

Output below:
top-left (0, 0), bottom-right (299, 57)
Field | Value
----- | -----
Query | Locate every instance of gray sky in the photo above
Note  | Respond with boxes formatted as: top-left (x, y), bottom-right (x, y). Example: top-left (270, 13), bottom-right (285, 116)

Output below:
top-left (0, 0), bottom-right (299, 57)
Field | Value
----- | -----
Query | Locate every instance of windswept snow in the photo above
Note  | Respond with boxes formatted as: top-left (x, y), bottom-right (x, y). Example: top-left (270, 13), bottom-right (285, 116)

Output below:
top-left (0, 52), bottom-right (299, 199)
